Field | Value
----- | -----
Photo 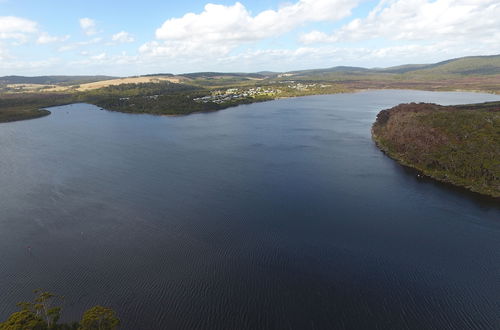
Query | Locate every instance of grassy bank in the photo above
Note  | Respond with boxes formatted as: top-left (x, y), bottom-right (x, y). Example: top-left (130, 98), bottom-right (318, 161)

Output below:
top-left (372, 102), bottom-right (500, 198)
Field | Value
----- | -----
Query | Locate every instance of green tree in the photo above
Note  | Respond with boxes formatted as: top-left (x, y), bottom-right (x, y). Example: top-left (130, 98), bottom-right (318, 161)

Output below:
top-left (79, 306), bottom-right (120, 330)
top-left (32, 290), bottom-right (64, 328)
top-left (0, 289), bottom-right (64, 330)
top-left (0, 309), bottom-right (46, 330)
top-left (0, 291), bottom-right (118, 330)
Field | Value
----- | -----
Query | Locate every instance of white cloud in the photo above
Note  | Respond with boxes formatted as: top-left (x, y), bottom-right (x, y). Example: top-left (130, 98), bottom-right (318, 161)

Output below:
top-left (2, 1), bottom-right (500, 76)
top-left (79, 17), bottom-right (98, 36)
top-left (141, 0), bottom-right (359, 58)
top-left (37, 32), bottom-right (70, 44)
top-left (0, 16), bottom-right (37, 41)
top-left (111, 31), bottom-right (134, 43)
top-left (301, 0), bottom-right (500, 44)
top-left (156, 0), bottom-right (356, 41)
top-left (299, 30), bottom-right (332, 44)
top-left (58, 37), bottom-right (102, 52)
top-left (137, 35), bottom-right (500, 74)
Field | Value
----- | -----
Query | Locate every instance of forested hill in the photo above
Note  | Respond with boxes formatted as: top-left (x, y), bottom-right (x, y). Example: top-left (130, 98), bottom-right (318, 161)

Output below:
top-left (286, 54), bottom-right (500, 78)
top-left (372, 102), bottom-right (500, 198)
top-left (390, 54), bottom-right (500, 75)
top-left (2, 54), bottom-right (500, 86)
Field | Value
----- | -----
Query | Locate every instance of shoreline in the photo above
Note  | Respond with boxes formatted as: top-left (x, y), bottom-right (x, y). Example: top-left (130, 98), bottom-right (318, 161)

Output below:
top-left (372, 132), bottom-right (500, 200)
top-left (153, 88), bottom-right (500, 118)
top-left (0, 108), bottom-right (51, 124)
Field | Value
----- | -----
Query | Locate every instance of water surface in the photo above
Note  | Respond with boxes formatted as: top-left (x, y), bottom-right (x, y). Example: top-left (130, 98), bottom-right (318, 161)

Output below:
top-left (0, 90), bottom-right (499, 329)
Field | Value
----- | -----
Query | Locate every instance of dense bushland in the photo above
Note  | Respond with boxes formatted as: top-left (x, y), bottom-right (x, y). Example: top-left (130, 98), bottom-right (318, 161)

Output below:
top-left (0, 93), bottom-right (74, 123)
top-left (372, 102), bottom-right (500, 197)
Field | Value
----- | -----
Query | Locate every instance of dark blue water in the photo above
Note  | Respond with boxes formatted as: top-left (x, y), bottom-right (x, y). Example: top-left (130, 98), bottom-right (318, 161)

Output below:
top-left (0, 90), bottom-right (499, 329)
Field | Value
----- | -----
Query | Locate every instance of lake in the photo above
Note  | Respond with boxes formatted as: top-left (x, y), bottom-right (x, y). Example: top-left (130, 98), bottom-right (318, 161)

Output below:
top-left (0, 90), bottom-right (499, 329)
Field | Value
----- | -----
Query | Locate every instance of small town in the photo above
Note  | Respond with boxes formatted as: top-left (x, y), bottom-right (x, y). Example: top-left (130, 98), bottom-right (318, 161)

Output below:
top-left (280, 81), bottom-right (332, 90)
top-left (194, 87), bottom-right (281, 104)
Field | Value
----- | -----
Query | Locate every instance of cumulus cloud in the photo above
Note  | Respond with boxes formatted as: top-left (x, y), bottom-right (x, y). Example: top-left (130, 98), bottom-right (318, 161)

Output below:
top-left (198, 41), bottom-right (490, 72)
top-left (3, 0), bottom-right (500, 76)
top-left (300, 0), bottom-right (500, 44)
top-left (79, 18), bottom-right (98, 36)
top-left (141, 0), bottom-right (359, 58)
top-left (299, 30), bottom-right (332, 44)
top-left (0, 16), bottom-right (37, 41)
top-left (111, 31), bottom-right (134, 43)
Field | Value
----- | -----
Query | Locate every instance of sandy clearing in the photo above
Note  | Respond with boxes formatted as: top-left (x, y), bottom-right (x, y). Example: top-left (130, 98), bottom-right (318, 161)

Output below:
top-left (2, 76), bottom-right (186, 93)
top-left (75, 76), bottom-right (183, 91)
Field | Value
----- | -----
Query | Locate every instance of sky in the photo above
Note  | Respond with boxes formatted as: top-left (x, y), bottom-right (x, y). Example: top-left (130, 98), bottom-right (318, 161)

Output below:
top-left (0, 0), bottom-right (499, 76)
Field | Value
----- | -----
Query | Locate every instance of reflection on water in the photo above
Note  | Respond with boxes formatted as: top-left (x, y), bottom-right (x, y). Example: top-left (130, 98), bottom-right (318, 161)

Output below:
top-left (0, 90), bottom-right (499, 329)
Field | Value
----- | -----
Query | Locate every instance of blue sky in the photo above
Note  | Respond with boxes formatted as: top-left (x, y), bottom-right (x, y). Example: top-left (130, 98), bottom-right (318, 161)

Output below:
top-left (0, 0), bottom-right (499, 76)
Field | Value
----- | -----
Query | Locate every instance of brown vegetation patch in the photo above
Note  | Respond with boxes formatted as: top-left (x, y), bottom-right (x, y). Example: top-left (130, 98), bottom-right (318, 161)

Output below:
top-left (372, 102), bottom-right (500, 197)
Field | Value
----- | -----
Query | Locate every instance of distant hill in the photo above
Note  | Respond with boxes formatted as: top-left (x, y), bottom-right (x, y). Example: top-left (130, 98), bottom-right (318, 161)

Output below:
top-left (174, 54), bottom-right (500, 79)
top-left (142, 73), bottom-right (175, 77)
top-left (287, 66), bottom-right (372, 77)
top-left (375, 64), bottom-right (432, 74)
top-left (2, 54), bottom-right (499, 87)
top-left (0, 75), bottom-right (117, 86)
top-left (1, 54), bottom-right (499, 94)
top-left (405, 55), bottom-right (500, 75)
top-left (182, 72), bottom-right (266, 79)
top-left (281, 54), bottom-right (500, 78)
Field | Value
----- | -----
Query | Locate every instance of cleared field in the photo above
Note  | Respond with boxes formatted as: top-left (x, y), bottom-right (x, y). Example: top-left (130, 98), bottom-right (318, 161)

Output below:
top-left (1, 76), bottom-right (187, 93)
top-left (5, 84), bottom-right (60, 92)
top-left (75, 76), bottom-right (184, 91)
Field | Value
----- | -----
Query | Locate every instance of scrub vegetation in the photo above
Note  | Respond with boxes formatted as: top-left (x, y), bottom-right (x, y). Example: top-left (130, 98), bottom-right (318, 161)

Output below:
top-left (0, 93), bottom-right (74, 123)
top-left (372, 102), bottom-right (500, 197)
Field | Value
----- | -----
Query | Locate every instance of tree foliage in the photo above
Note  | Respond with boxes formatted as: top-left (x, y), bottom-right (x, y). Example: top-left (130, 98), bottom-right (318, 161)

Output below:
top-left (0, 291), bottom-right (119, 330)
top-left (0, 310), bottom-right (47, 330)
top-left (79, 306), bottom-right (120, 330)
top-left (372, 102), bottom-right (500, 197)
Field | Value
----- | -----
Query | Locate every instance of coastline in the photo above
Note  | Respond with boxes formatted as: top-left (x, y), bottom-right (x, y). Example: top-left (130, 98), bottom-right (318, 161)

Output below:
top-left (371, 103), bottom-right (500, 199)
top-left (372, 132), bottom-right (499, 199)
top-left (0, 108), bottom-right (51, 124)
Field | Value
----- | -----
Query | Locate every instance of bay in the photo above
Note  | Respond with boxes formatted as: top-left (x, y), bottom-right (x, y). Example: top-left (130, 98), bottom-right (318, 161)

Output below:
top-left (0, 90), bottom-right (499, 329)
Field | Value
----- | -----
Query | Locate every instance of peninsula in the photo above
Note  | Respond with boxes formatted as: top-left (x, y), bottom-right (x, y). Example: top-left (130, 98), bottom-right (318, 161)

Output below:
top-left (372, 102), bottom-right (500, 198)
